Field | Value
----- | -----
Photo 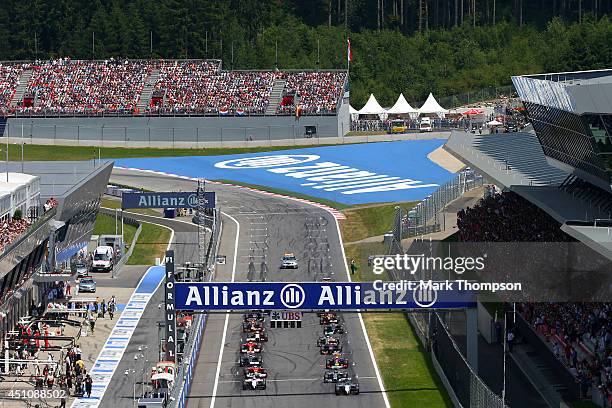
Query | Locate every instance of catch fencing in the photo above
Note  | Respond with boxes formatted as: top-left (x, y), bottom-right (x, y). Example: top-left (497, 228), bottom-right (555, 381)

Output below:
top-left (402, 169), bottom-right (484, 238)
top-left (169, 208), bottom-right (221, 408)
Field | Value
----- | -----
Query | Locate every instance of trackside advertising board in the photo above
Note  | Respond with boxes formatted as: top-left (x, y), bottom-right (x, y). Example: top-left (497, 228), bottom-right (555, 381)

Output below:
top-left (121, 191), bottom-right (216, 209)
top-left (174, 282), bottom-right (476, 310)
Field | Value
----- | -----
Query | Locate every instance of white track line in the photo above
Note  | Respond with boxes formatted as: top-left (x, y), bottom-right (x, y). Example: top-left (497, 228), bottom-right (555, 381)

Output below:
top-left (209, 211), bottom-right (240, 408)
top-left (332, 216), bottom-right (391, 408)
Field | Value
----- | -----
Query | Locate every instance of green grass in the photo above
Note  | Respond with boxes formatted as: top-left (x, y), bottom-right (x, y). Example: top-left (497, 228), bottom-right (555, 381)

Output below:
top-left (214, 179), bottom-right (351, 210)
top-left (126, 222), bottom-right (172, 265)
top-left (92, 213), bottom-right (138, 250)
top-left (101, 197), bottom-right (160, 216)
top-left (340, 201), bottom-right (418, 243)
top-left (6, 143), bottom-right (343, 161)
top-left (344, 241), bottom-right (451, 408)
top-left (363, 313), bottom-right (452, 408)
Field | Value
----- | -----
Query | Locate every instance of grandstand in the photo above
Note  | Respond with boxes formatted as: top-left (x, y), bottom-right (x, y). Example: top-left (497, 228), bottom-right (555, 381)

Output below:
top-left (0, 59), bottom-right (347, 117)
top-left (436, 68), bottom-right (612, 407)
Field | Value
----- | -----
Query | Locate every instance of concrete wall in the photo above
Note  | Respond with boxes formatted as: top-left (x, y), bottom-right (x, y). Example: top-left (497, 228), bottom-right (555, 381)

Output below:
top-left (4, 115), bottom-right (341, 144)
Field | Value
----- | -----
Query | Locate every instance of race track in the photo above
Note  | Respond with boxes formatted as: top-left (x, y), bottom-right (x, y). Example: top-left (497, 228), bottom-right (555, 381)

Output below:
top-left (109, 168), bottom-right (388, 408)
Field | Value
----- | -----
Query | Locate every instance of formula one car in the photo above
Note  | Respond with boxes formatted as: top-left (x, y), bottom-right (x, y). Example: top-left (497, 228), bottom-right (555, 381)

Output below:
top-left (317, 335), bottom-right (340, 347)
top-left (244, 329), bottom-right (268, 342)
top-left (280, 252), bottom-right (298, 269)
top-left (244, 366), bottom-right (267, 379)
top-left (335, 377), bottom-right (360, 395)
top-left (243, 376), bottom-right (267, 390)
top-left (319, 312), bottom-right (339, 325)
top-left (320, 343), bottom-right (343, 355)
top-left (326, 355), bottom-right (350, 369)
top-left (323, 369), bottom-right (349, 383)
top-left (240, 341), bottom-right (262, 354)
top-left (242, 320), bottom-right (265, 333)
top-left (323, 323), bottom-right (345, 336)
top-left (244, 312), bottom-right (265, 322)
top-left (239, 353), bottom-right (263, 367)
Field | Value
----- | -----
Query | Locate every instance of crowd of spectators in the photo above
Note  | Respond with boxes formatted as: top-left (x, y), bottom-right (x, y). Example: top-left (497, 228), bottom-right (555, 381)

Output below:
top-left (150, 61), bottom-right (275, 114)
top-left (0, 63), bottom-right (28, 115)
top-left (520, 303), bottom-right (612, 403)
top-left (279, 71), bottom-right (346, 115)
top-left (0, 58), bottom-right (346, 116)
top-left (15, 57), bottom-right (152, 115)
top-left (457, 191), bottom-right (574, 242)
top-left (43, 197), bottom-right (58, 212)
top-left (0, 217), bottom-right (30, 252)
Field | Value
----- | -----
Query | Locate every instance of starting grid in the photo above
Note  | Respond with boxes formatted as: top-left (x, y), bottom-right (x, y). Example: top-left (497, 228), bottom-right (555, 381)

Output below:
top-left (71, 266), bottom-right (165, 408)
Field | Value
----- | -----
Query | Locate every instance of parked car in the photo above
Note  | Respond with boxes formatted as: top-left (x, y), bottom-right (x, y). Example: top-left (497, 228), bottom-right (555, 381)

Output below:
top-left (78, 277), bottom-right (97, 293)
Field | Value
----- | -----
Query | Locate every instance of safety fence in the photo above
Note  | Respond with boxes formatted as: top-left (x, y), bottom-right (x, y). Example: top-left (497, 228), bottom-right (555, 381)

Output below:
top-left (169, 208), bottom-right (221, 408)
top-left (402, 169), bottom-right (484, 238)
top-left (389, 213), bottom-right (506, 407)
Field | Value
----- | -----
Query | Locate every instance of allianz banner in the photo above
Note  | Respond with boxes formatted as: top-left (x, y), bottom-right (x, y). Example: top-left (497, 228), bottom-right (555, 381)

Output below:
top-left (174, 281), bottom-right (476, 310)
top-left (121, 191), bottom-right (216, 209)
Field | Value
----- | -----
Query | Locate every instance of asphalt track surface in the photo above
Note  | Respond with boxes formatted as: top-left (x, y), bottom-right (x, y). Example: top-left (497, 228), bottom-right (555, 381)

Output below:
top-left (109, 168), bottom-right (387, 408)
top-left (98, 211), bottom-right (199, 407)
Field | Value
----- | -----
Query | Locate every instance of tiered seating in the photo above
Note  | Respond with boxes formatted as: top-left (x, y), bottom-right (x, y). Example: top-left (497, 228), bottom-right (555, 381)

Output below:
top-left (0, 218), bottom-right (30, 252)
top-left (0, 59), bottom-right (346, 116)
top-left (278, 71), bottom-right (347, 115)
top-left (0, 63), bottom-right (28, 115)
top-left (16, 58), bottom-right (152, 115)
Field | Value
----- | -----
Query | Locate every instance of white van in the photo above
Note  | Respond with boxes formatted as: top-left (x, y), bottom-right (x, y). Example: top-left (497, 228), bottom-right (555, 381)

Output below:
top-left (419, 117), bottom-right (432, 132)
top-left (91, 246), bottom-right (114, 272)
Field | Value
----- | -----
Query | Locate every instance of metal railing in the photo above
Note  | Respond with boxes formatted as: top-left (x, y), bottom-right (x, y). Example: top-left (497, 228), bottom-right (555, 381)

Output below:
top-left (402, 169), bottom-right (484, 238)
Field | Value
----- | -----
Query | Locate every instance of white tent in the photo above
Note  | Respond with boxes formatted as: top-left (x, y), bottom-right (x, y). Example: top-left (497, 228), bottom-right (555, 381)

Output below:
top-left (358, 94), bottom-right (387, 119)
top-left (418, 93), bottom-right (448, 117)
top-left (386, 93), bottom-right (418, 118)
top-left (349, 104), bottom-right (359, 121)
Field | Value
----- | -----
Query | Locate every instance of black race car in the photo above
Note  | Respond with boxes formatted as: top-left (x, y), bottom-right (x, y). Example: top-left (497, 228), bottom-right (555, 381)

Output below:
top-left (320, 343), bottom-right (342, 355)
top-left (323, 324), bottom-right (345, 336)
top-left (239, 353), bottom-right (263, 367)
top-left (335, 377), bottom-right (359, 395)
top-left (320, 313), bottom-right (339, 325)
top-left (244, 312), bottom-right (265, 322)
top-left (323, 369), bottom-right (349, 383)
top-left (244, 366), bottom-right (267, 379)
top-left (244, 330), bottom-right (268, 342)
top-left (242, 320), bottom-right (265, 333)
top-left (242, 376), bottom-right (266, 390)
top-left (326, 356), bottom-right (350, 369)
top-left (317, 335), bottom-right (340, 347)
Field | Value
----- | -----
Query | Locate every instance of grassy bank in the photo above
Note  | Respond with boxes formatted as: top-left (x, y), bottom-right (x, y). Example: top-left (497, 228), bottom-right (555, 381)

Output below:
top-left (8, 143), bottom-right (340, 161)
top-left (101, 197), bottom-right (160, 216)
top-left (340, 201), bottom-right (417, 243)
top-left (344, 240), bottom-right (451, 408)
top-left (126, 222), bottom-right (172, 265)
top-left (92, 213), bottom-right (138, 250)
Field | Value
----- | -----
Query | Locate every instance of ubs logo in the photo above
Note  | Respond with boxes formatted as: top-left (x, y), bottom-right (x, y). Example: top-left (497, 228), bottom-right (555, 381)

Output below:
top-left (214, 154), bottom-right (320, 169)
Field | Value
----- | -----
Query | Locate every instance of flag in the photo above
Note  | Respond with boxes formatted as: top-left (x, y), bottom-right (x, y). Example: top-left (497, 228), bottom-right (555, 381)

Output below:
top-left (347, 38), bottom-right (352, 63)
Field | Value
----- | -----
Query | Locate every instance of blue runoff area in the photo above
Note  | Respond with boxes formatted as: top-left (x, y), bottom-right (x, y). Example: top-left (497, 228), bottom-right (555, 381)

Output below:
top-left (115, 140), bottom-right (455, 205)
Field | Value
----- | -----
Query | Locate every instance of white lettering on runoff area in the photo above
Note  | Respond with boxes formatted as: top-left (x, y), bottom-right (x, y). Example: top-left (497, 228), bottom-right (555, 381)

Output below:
top-left (214, 154), bottom-right (438, 195)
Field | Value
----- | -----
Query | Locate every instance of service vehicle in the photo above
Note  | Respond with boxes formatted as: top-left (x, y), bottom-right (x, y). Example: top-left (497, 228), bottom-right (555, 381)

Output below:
top-left (75, 262), bottom-right (89, 277)
top-left (91, 246), bottom-right (114, 272)
top-left (78, 277), bottom-right (96, 293)
top-left (280, 252), bottom-right (298, 269)
top-left (387, 119), bottom-right (408, 134)
top-left (419, 117), bottom-right (432, 132)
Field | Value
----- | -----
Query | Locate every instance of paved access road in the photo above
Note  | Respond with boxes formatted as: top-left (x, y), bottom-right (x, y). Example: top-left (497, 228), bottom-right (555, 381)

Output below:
top-left (110, 169), bottom-right (388, 408)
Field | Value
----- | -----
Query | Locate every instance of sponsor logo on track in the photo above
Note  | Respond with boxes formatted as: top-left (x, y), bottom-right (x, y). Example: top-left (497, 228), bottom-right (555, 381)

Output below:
top-left (214, 154), bottom-right (439, 195)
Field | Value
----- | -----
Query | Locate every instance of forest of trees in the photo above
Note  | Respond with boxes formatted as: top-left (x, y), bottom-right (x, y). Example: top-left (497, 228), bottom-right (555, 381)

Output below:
top-left (0, 0), bottom-right (611, 107)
